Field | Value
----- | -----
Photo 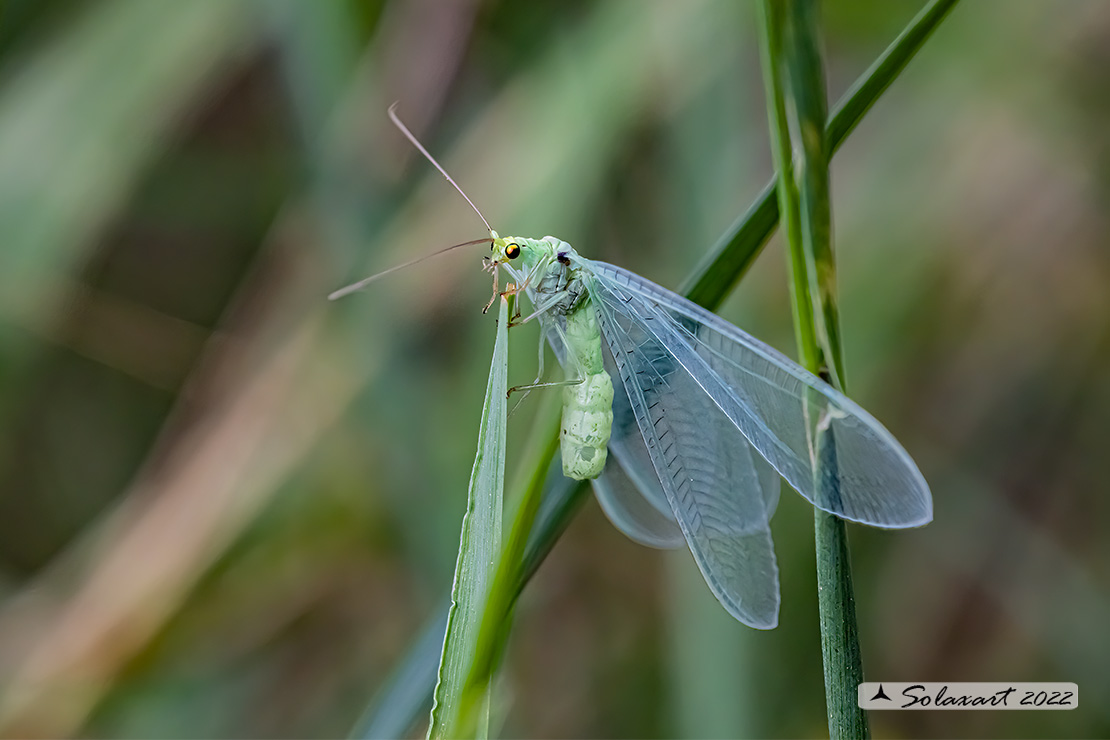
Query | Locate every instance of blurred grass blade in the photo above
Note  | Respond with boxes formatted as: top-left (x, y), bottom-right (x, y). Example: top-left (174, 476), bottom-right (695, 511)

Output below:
top-left (0, 0), bottom-right (256, 318)
top-left (356, 2), bottom-right (961, 735)
top-left (427, 297), bottom-right (510, 740)
top-left (355, 608), bottom-right (447, 740)
top-left (517, 469), bottom-right (586, 595)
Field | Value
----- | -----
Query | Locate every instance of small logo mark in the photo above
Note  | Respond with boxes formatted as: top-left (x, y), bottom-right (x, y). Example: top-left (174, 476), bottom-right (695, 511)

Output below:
top-left (870, 684), bottom-right (892, 702)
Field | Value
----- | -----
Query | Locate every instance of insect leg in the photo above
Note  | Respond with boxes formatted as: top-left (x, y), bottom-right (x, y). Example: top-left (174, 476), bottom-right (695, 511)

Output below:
top-left (508, 378), bottom-right (583, 395)
top-left (507, 314), bottom-right (585, 414)
top-left (532, 317), bottom-right (547, 380)
top-left (515, 290), bottom-right (571, 326)
top-left (498, 281), bottom-right (527, 323)
top-left (515, 260), bottom-right (542, 294)
top-left (481, 258), bottom-right (500, 314)
top-left (508, 316), bottom-right (583, 398)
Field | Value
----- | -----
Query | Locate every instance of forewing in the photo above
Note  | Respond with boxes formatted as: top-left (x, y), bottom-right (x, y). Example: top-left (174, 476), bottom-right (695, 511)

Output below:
top-left (601, 337), bottom-right (681, 519)
top-left (589, 277), bottom-right (782, 629)
top-left (586, 261), bottom-right (932, 528)
top-left (597, 330), bottom-right (781, 534)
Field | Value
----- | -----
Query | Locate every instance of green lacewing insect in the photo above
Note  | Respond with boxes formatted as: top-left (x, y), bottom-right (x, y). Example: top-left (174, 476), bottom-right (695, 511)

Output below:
top-left (334, 105), bottom-right (932, 629)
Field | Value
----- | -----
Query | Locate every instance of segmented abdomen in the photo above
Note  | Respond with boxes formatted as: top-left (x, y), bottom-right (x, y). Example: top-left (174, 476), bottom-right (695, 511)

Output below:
top-left (562, 372), bottom-right (613, 479)
top-left (560, 298), bottom-right (613, 479)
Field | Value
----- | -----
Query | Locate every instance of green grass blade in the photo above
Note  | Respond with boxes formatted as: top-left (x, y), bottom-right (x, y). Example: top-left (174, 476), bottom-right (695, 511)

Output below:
top-left (427, 297), bottom-right (510, 740)
top-left (778, 7), bottom-right (864, 737)
top-left (758, 0), bottom-right (869, 736)
top-left (451, 392), bottom-right (563, 737)
top-left (685, 0), bottom-right (961, 309)
top-left (824, 0), bottom-right (962, 151)
top-left (758, 0), bottom-right (821, 375)
top-left (355, 2), bottom-right (961, 734)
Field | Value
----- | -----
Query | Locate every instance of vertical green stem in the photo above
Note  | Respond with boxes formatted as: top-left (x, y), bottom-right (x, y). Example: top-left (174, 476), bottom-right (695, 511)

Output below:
top-left (756, 0), bottom-right (821, 376)
top-left (813, 508), bottom-right (866, 738)
top-left (757, 1), bottom-right (867, 737)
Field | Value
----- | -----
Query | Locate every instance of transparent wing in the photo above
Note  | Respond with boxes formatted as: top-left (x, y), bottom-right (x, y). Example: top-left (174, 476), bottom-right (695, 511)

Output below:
top-left (602, 337), bottom-right (682, 519)
top-left (592, 456), bottom-right (685, 549)
top-left (584, 260), bottom-right (932, 529)
top-left (590, 280), bottom-right (782, 629)
top-left (601, 334), bottom-right (781, 523)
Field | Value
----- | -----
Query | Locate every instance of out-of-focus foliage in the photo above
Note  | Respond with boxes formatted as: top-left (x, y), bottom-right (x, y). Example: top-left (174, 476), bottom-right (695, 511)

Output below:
top-left (0, 1), bottom-right (1106, 738)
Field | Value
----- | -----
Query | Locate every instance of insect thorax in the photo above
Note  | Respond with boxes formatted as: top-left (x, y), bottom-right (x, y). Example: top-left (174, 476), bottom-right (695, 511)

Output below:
top-left (522, 237), bottom-right (587, 316)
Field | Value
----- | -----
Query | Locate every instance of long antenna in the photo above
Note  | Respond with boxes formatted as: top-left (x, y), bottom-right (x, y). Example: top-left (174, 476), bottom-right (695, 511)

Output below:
top-left (389, 102), bottom-right (492, 233)
top-left (328, 237), bottom-right (491, 300)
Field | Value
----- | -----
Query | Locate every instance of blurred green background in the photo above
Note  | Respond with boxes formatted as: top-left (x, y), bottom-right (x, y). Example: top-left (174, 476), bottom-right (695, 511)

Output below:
top-left (0, 0), bottom-right (1107, 737)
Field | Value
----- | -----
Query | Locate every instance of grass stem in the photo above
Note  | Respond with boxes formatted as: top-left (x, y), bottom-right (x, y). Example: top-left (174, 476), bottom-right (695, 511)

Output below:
top-left (757, 0), bottom-right (867, 736)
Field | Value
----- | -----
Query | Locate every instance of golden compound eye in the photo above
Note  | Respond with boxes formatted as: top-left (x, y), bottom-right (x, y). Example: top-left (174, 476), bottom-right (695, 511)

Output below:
top-left (505, 243), bottom-right (521, 260)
